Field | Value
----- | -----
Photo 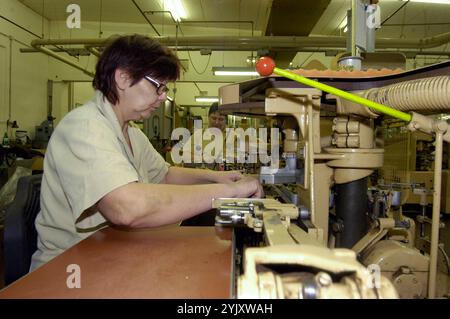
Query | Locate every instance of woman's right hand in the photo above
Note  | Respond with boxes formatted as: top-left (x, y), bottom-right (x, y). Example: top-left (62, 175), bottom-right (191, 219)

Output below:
top-left (231, 176), bottom-right (264, 198)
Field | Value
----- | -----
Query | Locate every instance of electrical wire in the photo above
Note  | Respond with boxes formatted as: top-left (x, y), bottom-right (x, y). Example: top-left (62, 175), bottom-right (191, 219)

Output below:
top-left (187, 50), bottom-right (212, 75)
top-left (433, 42), bottom-right (449, 64)
top-left (171, 18), bottom-right (211, 75)
top-left (99, 0), bottom-right (103, 38)
top-left (193, 82), bottom-right (201, 93)
top-left (41, 0), bottom-right (45, 37)
top-left (381, 0), bottom-right (410, 26)
top-left (298, 51), bottom-right (316, 68)
top-left (85, 55), bottom-right (91, 70)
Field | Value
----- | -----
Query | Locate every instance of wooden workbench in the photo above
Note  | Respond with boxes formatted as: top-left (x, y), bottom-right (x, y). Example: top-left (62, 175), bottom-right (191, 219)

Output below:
top-left (0, 226), bottom-right (233, 299)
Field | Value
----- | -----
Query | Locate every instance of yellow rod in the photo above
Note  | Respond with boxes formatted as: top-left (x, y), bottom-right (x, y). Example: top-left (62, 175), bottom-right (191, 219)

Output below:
top-left (274, 67), bottom-right (412, 122)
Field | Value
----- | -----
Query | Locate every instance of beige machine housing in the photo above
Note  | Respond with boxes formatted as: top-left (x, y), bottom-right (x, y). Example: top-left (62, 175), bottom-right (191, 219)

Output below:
top-left (216, 61), bottom-right (450, 299)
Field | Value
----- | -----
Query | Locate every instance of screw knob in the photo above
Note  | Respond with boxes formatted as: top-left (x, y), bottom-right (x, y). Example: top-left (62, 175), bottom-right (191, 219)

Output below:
top-left (256, 57), bottom-right (275, 76)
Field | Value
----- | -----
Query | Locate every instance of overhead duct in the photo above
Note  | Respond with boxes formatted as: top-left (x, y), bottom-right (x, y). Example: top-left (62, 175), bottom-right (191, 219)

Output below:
top-left (31, 32), bottom-right (450, 51)
top-left (364, 75), bottom-right (450, 114)
top-left (33, 44), bottom-right (95, 77)
top-left (28, 32), bottom-right (450, 77)
top-left (335, 75), bottom-right (450, 123)
top-left (20, 46), bottom-right (449, 57)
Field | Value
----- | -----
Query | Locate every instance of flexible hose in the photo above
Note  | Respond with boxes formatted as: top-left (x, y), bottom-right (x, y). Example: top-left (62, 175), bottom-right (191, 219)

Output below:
top-left (365, 76), bottom-right (450, 113)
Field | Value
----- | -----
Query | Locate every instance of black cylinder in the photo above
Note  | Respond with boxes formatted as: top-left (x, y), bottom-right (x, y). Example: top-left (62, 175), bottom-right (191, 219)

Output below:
top-left (334, 177), bottom-right (369, 248)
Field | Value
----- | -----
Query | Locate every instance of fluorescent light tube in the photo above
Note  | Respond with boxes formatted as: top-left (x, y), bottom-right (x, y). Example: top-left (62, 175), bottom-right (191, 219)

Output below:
top-left (164, 0), bottom-right (187, 22)
top-left (195, 96), bottom-right (219, 103)
top-left (212, 67), bottom-right (259, 76)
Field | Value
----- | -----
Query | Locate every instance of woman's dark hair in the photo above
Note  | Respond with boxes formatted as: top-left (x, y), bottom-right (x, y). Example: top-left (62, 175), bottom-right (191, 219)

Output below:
top-left (93, 34), bottom-right (180, 105)
top-left (208, 102), bottom-right (219, 116)
top-left (208, 102), bottom-right (227, 124)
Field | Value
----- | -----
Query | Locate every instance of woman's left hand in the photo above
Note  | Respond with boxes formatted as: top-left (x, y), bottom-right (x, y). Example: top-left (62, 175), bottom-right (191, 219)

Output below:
top-left (212, 170), bottom-right (243, 184)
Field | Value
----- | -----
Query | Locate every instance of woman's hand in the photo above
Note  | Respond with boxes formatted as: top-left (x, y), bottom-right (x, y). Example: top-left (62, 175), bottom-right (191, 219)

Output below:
top-left (210, 170), bottom-right (243, 184)
top-left (210, 171), bottom-right (263, 198)
top-left (231, 176), bottom-right (264, 198)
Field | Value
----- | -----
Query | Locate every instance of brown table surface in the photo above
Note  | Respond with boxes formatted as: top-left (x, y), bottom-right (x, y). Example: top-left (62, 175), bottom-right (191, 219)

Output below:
top-left (0, 225), bottom-right (233, 299)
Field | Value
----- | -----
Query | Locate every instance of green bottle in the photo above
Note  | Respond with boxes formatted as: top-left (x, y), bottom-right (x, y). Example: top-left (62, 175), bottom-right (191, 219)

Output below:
top-left (2, 132), bottom-right (9, 146)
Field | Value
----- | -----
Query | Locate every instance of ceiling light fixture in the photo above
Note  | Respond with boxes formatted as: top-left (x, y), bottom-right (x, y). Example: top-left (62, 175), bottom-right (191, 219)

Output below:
top-left (164, 0), bottom-right (187, 22)
top-left (212, 67), bottom-right (259, 76)
top-left (195, 96), bottom-right (219, 103)
top-left (195, 90), bottom-right (218, 103)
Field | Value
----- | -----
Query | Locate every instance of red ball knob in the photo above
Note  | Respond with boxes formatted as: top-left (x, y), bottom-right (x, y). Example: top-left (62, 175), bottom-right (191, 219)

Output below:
top-left (256, 57), bottom-right (275, 76)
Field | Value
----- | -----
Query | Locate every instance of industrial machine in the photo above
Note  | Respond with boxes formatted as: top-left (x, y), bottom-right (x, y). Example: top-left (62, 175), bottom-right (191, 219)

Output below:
top-left (214, 59), bottom-right (450, 299)
top-left (33, 116), bottom-right (55, 149)
top-left (381, 127), bottom-right (450, 214)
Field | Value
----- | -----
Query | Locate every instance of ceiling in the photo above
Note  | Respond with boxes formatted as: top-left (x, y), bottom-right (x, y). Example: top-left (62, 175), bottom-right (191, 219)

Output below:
top-left (18, 0), bottom-right (272, 35)
top-left (17, 0), bottom-right (450, 69)
top-left (14, 0), bottom-right (450, 104)
top-left (266, 0), bottom-right (331, 36)
top-left (312, 0), bottom-right (450, 39)
top-left (18, 0), bottom-right (450, 38)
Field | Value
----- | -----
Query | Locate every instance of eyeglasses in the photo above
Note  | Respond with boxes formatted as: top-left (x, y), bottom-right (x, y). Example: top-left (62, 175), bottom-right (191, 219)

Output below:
top-left (144, 75), bottom-right (169, 95)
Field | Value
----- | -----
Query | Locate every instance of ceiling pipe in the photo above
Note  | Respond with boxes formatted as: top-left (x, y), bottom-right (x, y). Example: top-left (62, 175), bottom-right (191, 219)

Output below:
top-left (85, 45), bottom-right (101, 57)
top-left (20, 47), bottom-right (450, 57)
top-left (28, 32), bottom-right (450, 77)
top-left (33, 44), bottom-right (95, 77)
top-left (131, 0), bottom-right (161, 36)
top-left (30, 32), bottom-right (450, 50)
top-left (180, 20), bottom-right (254, 37)
top-left (378, 31), bottom-right (450, 49)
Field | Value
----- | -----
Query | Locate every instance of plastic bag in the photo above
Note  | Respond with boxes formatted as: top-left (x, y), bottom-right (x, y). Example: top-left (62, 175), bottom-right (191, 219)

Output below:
top-left (0, 166), bottom-right (32, 224)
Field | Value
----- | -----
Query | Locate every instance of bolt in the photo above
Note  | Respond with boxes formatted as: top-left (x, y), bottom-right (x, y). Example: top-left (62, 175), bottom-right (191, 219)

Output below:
top-left (332, 221), bottom-right (344, 233)
top-left (399, 266), bottom-right (412, 274)
top-left (316, 272), bottom-right (333, 287)
top-left (254, 220), bottom-right (263, 227)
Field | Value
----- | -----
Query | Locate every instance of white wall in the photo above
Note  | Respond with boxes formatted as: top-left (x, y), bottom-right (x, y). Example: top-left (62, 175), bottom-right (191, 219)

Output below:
top-left (51, 81), bottom-right (68, 127)
top-left (73, 82), bottom-right (94, 106)
top-left (0, 0), bottom-right (50, 140)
